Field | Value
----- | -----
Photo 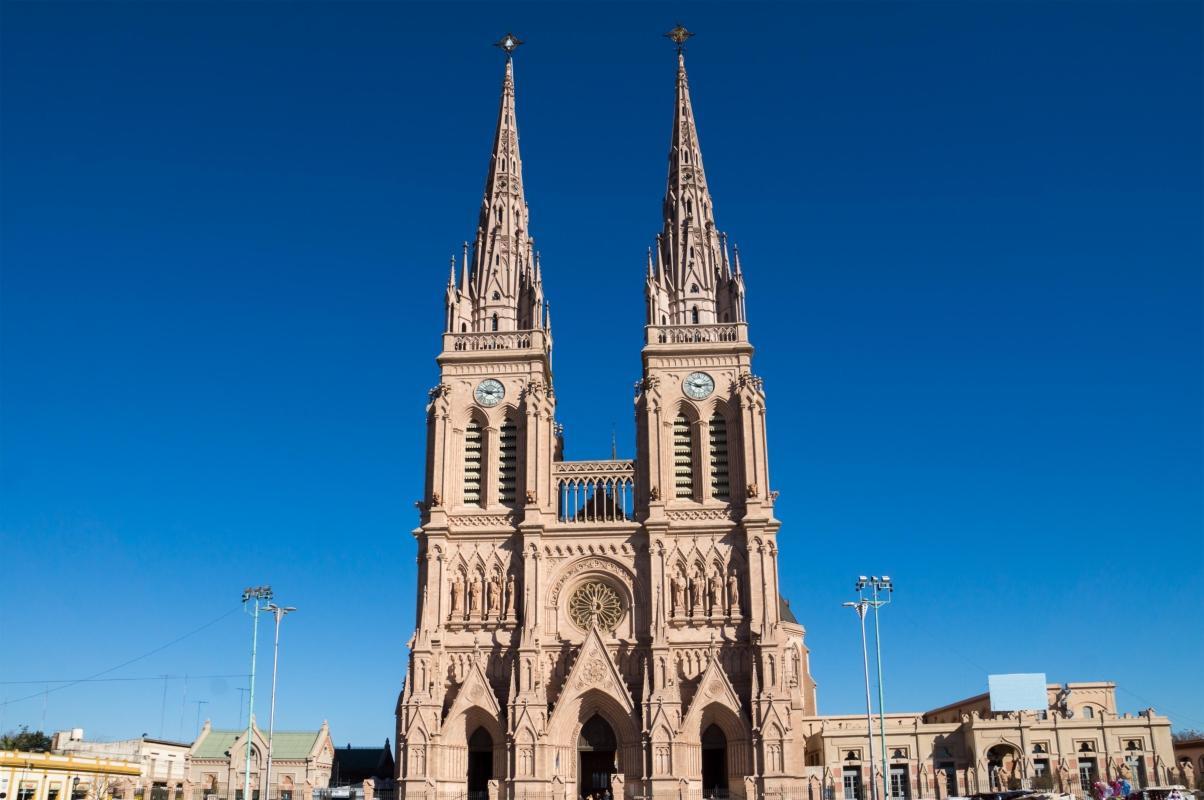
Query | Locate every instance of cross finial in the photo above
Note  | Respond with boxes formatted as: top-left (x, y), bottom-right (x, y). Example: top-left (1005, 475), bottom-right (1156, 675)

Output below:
top-left (495, 32), bottom-right (523, 57)
top-left (665, 24), bottom-right (693, 54)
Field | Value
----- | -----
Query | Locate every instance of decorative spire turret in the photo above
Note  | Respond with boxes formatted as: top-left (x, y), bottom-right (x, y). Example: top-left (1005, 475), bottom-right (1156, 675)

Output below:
top-left (445, 41), bottom-right (548, 337)
top-left (646, 32), bottom-right (746, 328)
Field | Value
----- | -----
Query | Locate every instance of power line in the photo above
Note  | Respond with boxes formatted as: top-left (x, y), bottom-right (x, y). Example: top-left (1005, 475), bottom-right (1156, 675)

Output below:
top-left (0, 606), bottom-right (242, 707)
top-left (0, 674), bottom-right (244, 686)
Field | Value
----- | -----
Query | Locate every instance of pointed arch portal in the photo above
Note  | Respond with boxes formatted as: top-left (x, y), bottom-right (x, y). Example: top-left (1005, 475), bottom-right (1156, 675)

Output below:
top-left (702, 723), bottom-right (729, 795)
top-left (578, 715), bottom-right (618, 798)
top-left (468, 727), bottom-right (493, 800)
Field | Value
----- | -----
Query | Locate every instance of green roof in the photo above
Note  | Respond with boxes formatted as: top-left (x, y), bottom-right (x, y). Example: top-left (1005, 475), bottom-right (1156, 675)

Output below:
top-left (193, 731), bottom-right (240, 759)
top-left (194, 730), bottom-right (320, 761)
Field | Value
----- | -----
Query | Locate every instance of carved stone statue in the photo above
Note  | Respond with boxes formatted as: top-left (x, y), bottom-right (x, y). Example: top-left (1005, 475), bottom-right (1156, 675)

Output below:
top-left (469, 577), bottom-right (482, 616)
top-left (727, 572), bottom-right (740, 615)
top-left (708, 571), bottom-right (722, 615)
top-left (450, 574), bottom-right (464, 616)
top-left (487, 574), bottom-right (502, 615)
top-left (691, 572), bottom-right (706, 615)
top-left (429, 492), bottom-right (441, 507)
top-left (1183, 759), bottom-right (1196, 788)
top-left (649, 486), bottom-right (660, 501)
top-left (505, 573), bottom-right (516, 617)
top-left (525, 489), bottom-right (536, 504)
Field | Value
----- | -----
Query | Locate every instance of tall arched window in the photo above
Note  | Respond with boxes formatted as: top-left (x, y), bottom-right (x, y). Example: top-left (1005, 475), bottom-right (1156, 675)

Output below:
top-left (691, 306), bottom-right (700, 324)
top-left (463, 420), bottom-right (483, 507)
top-left (492, 314), bottom-right (499, 331)
top-left (499, 416), bottom-right (518, 506)
top-left (673, 415), bottom-right (695, 499)
top-left (709, 413), bottom-right (730, 501)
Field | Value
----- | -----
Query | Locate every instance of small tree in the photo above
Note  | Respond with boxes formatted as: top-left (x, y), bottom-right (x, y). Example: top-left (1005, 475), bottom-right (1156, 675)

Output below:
top-left (0, 726), bottom-right (53, 752)
top-left (1171, 729), bottom-right (1203, 743)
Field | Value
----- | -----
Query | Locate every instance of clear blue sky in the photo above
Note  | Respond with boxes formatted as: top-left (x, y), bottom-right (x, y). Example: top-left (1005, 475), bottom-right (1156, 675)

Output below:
top-left (2, 1), bottom-right (1201, 746)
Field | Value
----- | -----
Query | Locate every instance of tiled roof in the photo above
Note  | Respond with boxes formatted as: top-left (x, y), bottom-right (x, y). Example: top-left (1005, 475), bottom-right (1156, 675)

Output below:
top-left (193, 730), bottom-right (319, 761)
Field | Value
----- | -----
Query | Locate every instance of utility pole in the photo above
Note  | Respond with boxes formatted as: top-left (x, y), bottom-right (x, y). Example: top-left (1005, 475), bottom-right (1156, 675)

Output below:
top-left (261, 603), bottom-right (296, 800)
top-left (242, 586), bottom-right (273, 800)
top-left (843, 598), bottom-right (878, 800)
top-left (857, 576), bottom-right (894, 800)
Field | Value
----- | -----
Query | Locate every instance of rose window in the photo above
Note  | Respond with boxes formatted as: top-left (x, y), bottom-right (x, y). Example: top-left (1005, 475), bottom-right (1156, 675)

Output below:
top-left (568, 581), bottom-right (624, 631)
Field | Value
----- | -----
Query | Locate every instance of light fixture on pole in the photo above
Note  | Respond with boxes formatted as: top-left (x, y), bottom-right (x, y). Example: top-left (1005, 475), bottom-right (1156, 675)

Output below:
top-left (261, 603), bottom-right (296, 800)
top-left (843, 599), bottom-right (878, 800)
top-left (857, 575), bottom-right (894, 800)
top-left (241, 585), bottom-right (273, 800)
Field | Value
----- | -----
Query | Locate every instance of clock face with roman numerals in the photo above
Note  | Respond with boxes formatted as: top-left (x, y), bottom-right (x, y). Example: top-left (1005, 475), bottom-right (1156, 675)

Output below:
top-left (683, 372), bottom-right (715, 400)
top-left (475, 379), bottom-right (505, 407)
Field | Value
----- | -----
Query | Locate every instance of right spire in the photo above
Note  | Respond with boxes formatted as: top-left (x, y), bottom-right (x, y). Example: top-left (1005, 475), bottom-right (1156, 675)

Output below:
top-left (647, 33), bottom-right (746, 328)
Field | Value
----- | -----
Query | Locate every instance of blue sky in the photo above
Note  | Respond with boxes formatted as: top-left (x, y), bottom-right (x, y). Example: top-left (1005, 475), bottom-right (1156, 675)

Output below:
top-left (1, 1), bottom-right (1201, 745)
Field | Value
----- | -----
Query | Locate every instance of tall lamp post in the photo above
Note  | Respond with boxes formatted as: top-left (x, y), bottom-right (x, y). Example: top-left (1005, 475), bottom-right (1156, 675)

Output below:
top-left (242, 586), bottom-right (273, 800)
top-left (857, 576), bottom-right (894, 800)
top-left (261, 603), bottom-right (296, 800)
top-left (843, 598), bottom-right (878, 800)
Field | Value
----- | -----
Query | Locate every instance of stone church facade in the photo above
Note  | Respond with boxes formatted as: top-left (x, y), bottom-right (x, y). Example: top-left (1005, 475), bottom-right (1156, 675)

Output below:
top-left (395, 44), bottom-right (1178, 800)
top-left (397, 45), bottom-right (813, 800)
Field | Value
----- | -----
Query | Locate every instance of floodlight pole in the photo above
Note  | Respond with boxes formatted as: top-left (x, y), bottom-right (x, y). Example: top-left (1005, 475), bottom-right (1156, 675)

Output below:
top-left (859, 576), bottom-right (894, 800)
top-left (242, 586), bottom-right (273, 800)
top-left (844, 600), bottom-right (878, 800)
top-left (262, 603), bottom-right (296, 800)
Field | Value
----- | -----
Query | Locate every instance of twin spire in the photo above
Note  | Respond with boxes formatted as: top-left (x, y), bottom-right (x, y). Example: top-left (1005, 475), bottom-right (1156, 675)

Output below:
top-left (444, 37), bottom-right (746, 337)
top-left (446, 53), bottom-right (546, 337)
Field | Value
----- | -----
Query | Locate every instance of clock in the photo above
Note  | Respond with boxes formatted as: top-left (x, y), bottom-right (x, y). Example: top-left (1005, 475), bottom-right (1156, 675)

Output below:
top-left (683, 371), bottom-right (715, 400)
top-left (474, 379), bottom-right (505, 407)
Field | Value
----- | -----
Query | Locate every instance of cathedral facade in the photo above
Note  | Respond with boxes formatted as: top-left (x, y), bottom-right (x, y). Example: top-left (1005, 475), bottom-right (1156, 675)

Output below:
top-left (396, 44), bottom-right (815, 800)
top-left (393, 42), bottom-right (1179, 800)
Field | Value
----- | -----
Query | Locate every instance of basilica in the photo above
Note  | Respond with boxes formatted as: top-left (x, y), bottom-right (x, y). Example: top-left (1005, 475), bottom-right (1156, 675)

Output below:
top-left (395, 37), bottom-right (1177, 800)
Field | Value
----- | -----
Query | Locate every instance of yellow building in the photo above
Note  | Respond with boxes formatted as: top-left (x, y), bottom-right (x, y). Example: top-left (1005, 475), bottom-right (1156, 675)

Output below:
top-left (1, 751), bottom-right (142, 800)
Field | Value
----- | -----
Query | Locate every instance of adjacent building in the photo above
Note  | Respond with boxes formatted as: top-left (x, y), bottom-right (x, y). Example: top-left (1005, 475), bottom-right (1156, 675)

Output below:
top-left (392, 36), bottom-right (1183, 800)
top-left (186, 721), bottom-right (333, 800)
top-left (50, 730), bottom-right (189, 800)
top-left (1, 749), bottom-right (141, 800)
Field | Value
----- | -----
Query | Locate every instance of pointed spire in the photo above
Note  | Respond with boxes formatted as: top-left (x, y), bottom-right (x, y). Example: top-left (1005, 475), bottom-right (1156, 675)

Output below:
top-left (647, 37), bottom-right (747, 328)
top-left (444, 39), bottom-right (548, 341)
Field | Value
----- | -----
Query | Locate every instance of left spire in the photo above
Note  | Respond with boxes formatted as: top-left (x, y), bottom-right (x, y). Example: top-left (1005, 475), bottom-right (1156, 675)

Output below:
top-left (446, 35), bottom-right (547, 337)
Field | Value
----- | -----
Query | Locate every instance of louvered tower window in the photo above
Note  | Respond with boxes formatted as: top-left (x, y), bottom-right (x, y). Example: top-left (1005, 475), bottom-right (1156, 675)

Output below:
top-left (463, 420), bottom-right (483, 506)
top-left (673, 415), bottom-right (695, 499)
top-left (499, 417), bottom-right (518, 506)
top-left (709, 413), bottom-right (731, 501)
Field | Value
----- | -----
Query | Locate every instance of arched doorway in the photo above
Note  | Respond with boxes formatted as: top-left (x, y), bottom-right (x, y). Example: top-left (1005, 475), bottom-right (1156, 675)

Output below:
top-left (986, 745), bottom-right (1021, 790)
top-left (578, 715), bottom-right (617, 798)
top-left (701, 724), bottom-right (729, 797)
top-left (468, 727), bottom-right (493, 800)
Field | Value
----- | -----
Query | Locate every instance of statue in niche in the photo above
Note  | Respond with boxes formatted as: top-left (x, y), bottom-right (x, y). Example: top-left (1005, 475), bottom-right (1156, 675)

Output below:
top-left (709, 571), bottom-right (723, 616)
top-left (450, 574), bottom-right (464, 616)
top-left (727, 571), bottom-right (740, 615)
top-left (487, 574), bottom-right (502, 615)
top-left (505, 573), bottom-right (516, 617)
top-left (691, 571), bottom-right (706, 615)
top-left (671, 575), bottom-right (685, 615)
top-left (469, 576), bottom-right (482, 616)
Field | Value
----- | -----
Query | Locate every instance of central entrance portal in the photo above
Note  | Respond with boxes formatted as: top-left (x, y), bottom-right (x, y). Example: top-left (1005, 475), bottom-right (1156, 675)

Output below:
top-left (578, 715), bottom-right (617, 798)
top-left (701, 724), bottom-right (729, 797)
top-left (467, 728), bottom-right (493, 800)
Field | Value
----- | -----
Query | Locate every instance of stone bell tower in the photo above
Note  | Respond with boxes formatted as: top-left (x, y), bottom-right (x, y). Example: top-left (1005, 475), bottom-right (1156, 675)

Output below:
top-left (634, 39), bottom-right (816, 799)
top-left (398, 38), bottom-right (560, 800)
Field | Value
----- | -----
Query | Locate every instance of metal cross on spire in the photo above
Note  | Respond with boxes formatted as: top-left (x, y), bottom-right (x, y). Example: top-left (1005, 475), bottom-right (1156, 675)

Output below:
top-left (665, 24), bottom-right (694, 53)
top-left (495, 32), bottom-right (523, 57)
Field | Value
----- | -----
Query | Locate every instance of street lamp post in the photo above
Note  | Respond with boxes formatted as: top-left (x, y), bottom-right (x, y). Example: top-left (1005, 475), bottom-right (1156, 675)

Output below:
top-left (843, 599), bottom-right (878, 800)
top-left (242, 586), bottom-right (274, 800)
top-left (857, 576), bottom-right (894, 800)
top-left (261, 603), bottom-right (296, 800)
